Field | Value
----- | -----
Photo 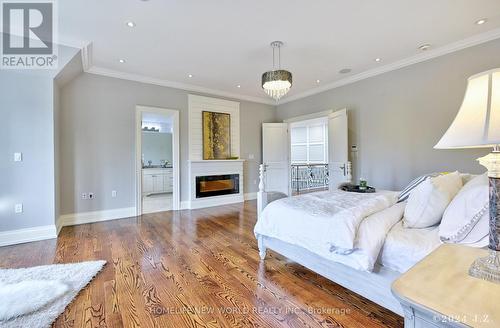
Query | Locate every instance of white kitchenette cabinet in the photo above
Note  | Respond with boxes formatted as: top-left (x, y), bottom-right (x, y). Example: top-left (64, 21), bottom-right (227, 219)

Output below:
top-left (142, 168), bottom-right (173, 195)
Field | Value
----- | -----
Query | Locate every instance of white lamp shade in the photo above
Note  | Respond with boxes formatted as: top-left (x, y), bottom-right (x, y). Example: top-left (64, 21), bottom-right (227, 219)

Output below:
top-left (435, 68), bottom-right (500, 149)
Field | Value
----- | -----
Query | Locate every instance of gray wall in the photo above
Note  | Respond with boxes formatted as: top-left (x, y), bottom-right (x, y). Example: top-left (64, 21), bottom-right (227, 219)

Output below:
top-left (0, 71), bottom-right (55, 231)
top-left (0, 45), bottom-right (81, 232)
top-left (59, 73), bottom-right (275, 215)
top-left (142, 132), bottom-right (172, 165)
top-left (276, 39), bottom-right (500, 190)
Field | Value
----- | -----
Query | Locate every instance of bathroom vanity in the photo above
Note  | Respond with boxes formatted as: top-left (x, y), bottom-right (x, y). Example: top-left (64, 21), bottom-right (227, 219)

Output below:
top-left (142, 167), bottom-right (173, 195)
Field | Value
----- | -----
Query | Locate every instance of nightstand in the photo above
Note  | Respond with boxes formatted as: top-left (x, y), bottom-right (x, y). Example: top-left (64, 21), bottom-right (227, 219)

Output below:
top-left (392, 244), bottom-right (499, 328)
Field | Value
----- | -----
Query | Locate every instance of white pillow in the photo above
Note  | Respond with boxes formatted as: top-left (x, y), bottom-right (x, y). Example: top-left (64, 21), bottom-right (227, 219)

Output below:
top-left (404, 171), bottom-right (463, 228)
top-left (439, 173), bottom-right (489, 246)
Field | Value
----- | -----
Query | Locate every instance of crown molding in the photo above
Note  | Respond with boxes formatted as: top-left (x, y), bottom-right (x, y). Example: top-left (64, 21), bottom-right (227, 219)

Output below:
top-left (279, 27), bottom-right (500, 105)
top-left (80, 42), bottom-right (93, 71)
top-left (63, 27), bottom-right (500, 107)
top-left (85, 66), bottom-right (276, 105)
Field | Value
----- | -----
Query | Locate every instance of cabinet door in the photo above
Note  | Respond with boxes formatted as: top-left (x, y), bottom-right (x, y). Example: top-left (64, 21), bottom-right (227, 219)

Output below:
top-left (143, 174), bottom-right (154, 194)
top-left (163, 174), bottom-right (168, 191)
top-left (153, 174), bottom-right (164, 192)
top-left (164, 176), bottom-right (173, 192)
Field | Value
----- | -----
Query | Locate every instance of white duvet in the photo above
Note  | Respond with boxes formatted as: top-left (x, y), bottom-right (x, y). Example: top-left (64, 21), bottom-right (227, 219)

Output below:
top-left (254, 190), bottom-right (403, 271)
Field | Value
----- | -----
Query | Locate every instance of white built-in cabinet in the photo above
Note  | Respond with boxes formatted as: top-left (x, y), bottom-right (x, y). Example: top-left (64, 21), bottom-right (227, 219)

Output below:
top-left (142, 168), bottom-right (173, 195)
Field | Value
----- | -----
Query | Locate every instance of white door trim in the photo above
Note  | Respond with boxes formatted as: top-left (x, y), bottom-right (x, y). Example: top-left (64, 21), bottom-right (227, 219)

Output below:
top-left (135, 106), bottom-right (180, 215)
top-left (283, 109), bottom-right (334, 123)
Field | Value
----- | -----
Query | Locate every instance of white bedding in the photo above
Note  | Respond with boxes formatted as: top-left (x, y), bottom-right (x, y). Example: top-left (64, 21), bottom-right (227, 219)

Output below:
top-left (254, 190), bottom-right (401, 271)
top-left (378, 221), bottom-right (442, 273)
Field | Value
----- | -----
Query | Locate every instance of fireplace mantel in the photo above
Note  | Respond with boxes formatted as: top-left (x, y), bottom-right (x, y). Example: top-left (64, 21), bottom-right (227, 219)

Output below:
top-left (187, 159), bottom-right (244, 209)
top-left (187, 95), bottom-right (245, 209)
top-left (188, 159), bottom-right (245, 163)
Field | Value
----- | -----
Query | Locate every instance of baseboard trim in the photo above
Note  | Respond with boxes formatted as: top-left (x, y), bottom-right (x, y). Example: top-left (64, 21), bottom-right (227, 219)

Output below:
top-left (0, 225), bottom-right (57, 247)
top-left (180, 201), bottom-right (190, 210)
top-left (58, 207), bottom-right (136, 232)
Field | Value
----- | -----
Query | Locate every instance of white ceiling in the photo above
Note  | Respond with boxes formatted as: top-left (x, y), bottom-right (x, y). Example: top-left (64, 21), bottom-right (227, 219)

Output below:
top-left (59, 0), bottom-right (500, 104)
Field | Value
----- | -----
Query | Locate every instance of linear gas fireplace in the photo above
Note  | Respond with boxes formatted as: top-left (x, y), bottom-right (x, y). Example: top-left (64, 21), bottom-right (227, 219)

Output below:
top-left (196, 174), bottom-right (239, 198)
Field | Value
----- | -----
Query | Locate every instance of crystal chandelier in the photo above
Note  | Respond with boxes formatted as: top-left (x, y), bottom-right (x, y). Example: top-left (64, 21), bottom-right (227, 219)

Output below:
top-left (262, 41), bottom-right (293, 101)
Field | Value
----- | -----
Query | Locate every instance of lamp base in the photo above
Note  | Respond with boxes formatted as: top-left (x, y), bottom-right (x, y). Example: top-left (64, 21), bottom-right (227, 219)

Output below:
top-left (471, 149), bottom-right (500, 284)
top-left (469, 249), bottom-right (500, 284)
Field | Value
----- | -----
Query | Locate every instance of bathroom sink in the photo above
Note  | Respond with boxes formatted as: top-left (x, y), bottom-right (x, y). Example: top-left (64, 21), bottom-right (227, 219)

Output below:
top-left (142, 165), bottom-right (173, 169)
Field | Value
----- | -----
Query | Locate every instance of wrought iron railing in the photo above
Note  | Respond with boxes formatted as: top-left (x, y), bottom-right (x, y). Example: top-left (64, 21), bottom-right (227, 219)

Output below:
top-left (291, 164), bottom-right (329, 194)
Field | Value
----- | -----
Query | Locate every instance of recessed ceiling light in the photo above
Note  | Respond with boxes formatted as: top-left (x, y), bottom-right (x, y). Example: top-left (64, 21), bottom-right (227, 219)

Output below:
top-left (236, 84), bottom-right (241, 88)
top-left (475, 18), bottom-right (487, 25)
top-left (316, 79), bottom-right (320, 84)
top-left (126, 21), bottom-right (136, 28)
top-left (375, 58), bottom-right (381, 62)
top-left (418, 44), bottom-right (431, 51)
top-left (188, 74), bottom-right (193, 78)
top-left (339, 68), bottom-right (352, 74)
top-left (119, 59), bottom-right (126, 63)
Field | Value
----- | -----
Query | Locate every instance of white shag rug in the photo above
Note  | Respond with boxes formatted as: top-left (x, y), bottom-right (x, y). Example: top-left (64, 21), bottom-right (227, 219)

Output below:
top-left (0, 260), bottom-right (106, 328)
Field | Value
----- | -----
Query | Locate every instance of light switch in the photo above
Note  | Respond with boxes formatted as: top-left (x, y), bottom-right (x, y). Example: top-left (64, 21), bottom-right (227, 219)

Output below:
top-left (111, 190), bottom-right (117, 198)
top-left (14, 152), bottom-right (22, 162)
top-left (248, 154), bottom-right (255, 160)
top-left (15, 203), bottom-right (23, 213)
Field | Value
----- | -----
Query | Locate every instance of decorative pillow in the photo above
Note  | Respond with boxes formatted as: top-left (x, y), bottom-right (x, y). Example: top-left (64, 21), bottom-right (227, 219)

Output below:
top-left (460, 173), bottom-right (477, 185)
top-left (439, 173), bottom-right (489, 246)
top-left (397, 173), bottom-right (440, 203)
top-left (403, 171), bottom-right (463, 228)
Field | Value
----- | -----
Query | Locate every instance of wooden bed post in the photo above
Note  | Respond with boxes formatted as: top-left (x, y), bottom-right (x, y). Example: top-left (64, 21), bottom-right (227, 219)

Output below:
top-left (257, 164), bottom-right (266, 218)
top-left (346, 161), bottom-right (353, 184)
top-left (257, 163), bottom-right (289, 217)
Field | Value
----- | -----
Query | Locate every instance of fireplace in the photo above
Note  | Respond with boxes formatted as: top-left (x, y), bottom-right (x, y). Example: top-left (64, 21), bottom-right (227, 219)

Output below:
top-left (196, 174), bottom-right (239, 198)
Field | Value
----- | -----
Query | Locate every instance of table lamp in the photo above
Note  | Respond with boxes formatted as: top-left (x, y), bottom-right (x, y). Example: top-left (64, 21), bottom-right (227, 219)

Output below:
top-left (435, 68), bottom-right (500, 284)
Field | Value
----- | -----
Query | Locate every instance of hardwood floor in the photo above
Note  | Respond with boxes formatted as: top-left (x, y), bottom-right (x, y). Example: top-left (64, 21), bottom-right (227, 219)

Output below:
top-left (0, 201), bottom-right (403, 328)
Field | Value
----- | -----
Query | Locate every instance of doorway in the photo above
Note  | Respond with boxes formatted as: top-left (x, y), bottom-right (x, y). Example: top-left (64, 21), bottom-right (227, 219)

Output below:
top-left (261, 108), bottom-right (351, 196)
top-left (289, 117), bottom-right (329, 195)
top-left (135, 106), bottom-right (180, 214)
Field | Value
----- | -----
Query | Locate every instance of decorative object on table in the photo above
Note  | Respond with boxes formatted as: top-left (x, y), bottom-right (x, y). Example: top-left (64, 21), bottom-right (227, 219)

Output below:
top-left (202, 111), bottom-right (231, 160)
top-left (359, 178), bottom-right (368, 190)
top-left (262, 41), bottom-right (293, 101)
top-left (0, 260), bottom-right (105, 328)
top-left (340, 183), bottom-right (376, 193)
top-left (435, 68), bottom-right (500, 284)
top-left (142, 126), bottom-right (159, 132)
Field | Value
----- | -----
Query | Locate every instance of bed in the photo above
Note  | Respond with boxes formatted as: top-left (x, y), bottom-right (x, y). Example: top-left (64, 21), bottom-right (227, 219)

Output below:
top-left (255, 168), bottom-right (442, 316)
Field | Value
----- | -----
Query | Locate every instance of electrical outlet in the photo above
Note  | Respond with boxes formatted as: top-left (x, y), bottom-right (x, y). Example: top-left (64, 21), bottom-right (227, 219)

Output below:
top-left (15, 203), bottom-right (23, 213)
top-left (14, 152), bottom-right (22, 162)
top-left (88, 192), bottom-right (94, 199)
top-left (82, 193), bottom-right (87, 200)
top-left (111, 190), bottom-right (117, 198)
top-left (248, 153), bottom-right (255, 160)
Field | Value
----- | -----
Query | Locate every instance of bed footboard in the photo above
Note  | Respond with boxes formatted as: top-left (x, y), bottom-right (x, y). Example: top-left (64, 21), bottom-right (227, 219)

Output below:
top-left (258, 235), bottom-right (403, 315)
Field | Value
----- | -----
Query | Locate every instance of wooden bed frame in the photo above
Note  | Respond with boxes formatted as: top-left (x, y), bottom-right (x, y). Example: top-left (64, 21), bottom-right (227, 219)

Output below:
top-left (256, 164), bottom-right (403, 316)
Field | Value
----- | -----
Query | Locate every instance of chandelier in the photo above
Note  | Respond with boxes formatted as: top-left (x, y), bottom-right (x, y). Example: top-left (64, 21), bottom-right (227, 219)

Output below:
top-left (262, 41), bottom-right (293, 101)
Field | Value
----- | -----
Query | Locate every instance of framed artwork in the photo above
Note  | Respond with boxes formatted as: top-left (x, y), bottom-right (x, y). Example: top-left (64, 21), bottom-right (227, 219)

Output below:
top-left (202, 111), bottom-right (231, 160)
